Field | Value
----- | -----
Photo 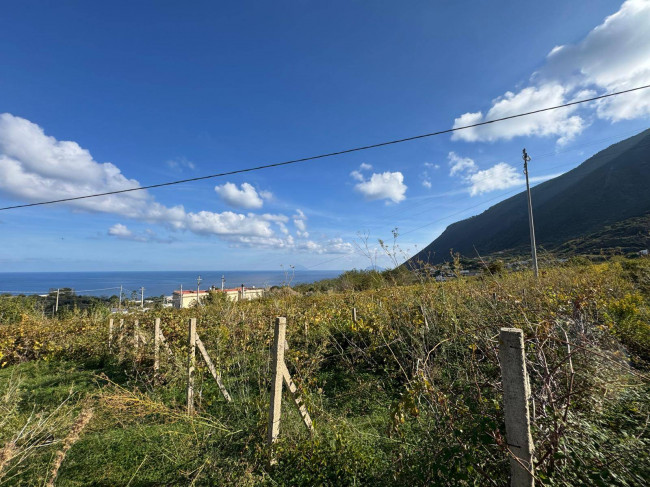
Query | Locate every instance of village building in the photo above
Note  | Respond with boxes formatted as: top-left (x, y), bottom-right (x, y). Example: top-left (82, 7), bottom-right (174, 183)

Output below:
top-left (172, 284), bottom-right (265, 309)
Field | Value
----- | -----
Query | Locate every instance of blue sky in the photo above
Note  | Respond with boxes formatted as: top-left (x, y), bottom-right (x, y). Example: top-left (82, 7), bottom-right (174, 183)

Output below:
top-left (1, 0), bottom-right (649, 271)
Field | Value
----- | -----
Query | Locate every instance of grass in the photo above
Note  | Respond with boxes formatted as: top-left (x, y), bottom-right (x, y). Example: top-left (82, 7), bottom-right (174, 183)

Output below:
top-left (0, 259), bottom-right (649, 485)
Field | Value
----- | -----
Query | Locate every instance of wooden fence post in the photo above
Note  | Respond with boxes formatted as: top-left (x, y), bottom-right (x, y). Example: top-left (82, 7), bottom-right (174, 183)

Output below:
top-left (267, 317), bottom-right (286, 446)
top-left (187, 318), bottom-right (197, 415)
top-left (154, 318), bottom-right (160, 378)
top-left (499, 328), bottom-right (534, 487)
top-left (108, 318), bottom-right (114, 349)
top-left (352, 307), bottom-right (357, 323)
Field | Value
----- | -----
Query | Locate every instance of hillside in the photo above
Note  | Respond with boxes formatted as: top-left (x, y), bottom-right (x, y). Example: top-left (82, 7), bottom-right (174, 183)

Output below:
top-left (408, 128), bottom-right (650, 265)
top-left (0, 261), bottom-right (648, 485)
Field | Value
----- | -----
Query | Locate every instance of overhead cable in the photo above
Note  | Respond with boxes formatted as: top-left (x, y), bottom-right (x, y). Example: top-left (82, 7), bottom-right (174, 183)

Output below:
top-left (1, 83), bottom-right (648, 212)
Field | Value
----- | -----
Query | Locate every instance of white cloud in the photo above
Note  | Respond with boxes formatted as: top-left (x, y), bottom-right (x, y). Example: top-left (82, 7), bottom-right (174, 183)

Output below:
top-left (183, 210), bottom-right (274, 237)
top-left (422, 162), bottom-right (439, 188)
top-left (293, 209), bottom-right (307, 232)
top-left (448, 151), bottom-right (477, 176)
top-left (447, 151), bottom-right (525, 196)
top-left (214, 182), bottom-right (270, 209)
top-left (466, 163), bottom-right (524, 196)
top-left (350, 163), bottom-right (373, 182)
top-left (451, 0), bottom-right (650, 144)
top-left (108, 223), bottom-right (132, 238)
top-left (166, 157), bottom-right (195, 171)
top-left (0, 113), bottom-right (354, 254)
top-left (107, 224), bottom-right (175, 243)
top-left (452, 84), bottom-right (585, 145)
top-left (541, 0), bottom-right (650, 92)
top-left (354, 171), bottom-right (407, 203)
top-left (276, 221), bottom-right (289, 235)
top-left (295, 237), bottom-right (354, 255)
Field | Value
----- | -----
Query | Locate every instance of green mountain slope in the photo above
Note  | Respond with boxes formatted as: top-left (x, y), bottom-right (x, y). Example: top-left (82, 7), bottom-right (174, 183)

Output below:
top-left (409, 128), bottom-right (650, 265)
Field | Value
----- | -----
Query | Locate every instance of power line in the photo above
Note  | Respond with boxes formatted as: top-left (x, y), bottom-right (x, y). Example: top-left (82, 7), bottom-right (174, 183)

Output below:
top-left (376, 123), bottom-right (650, 221)
top-left (237, 130), bottom-right (650, 271)
top-left (1, 83), bottom-right (649, 212)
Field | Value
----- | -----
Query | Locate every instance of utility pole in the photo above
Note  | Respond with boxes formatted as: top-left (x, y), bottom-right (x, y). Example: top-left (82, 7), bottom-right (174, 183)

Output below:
top-left (196, 275), bottom-right (202, 307)
top-left (523, 148), bottom-right (539, 278)
top-left (140, 287), bottom-right (145, 309)
top-left (55, 288), bottom-right (60, 313)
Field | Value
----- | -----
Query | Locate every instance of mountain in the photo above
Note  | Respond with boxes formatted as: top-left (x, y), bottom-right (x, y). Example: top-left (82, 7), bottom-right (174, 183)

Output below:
top-left (365, 265), bottom-right (386, 271)
top-left (408, 128), bottom-right (650, 266)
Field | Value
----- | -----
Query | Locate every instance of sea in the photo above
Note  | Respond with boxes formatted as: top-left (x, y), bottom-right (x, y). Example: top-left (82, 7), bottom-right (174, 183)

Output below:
top-left (0, 270), bottom-right (343, 297)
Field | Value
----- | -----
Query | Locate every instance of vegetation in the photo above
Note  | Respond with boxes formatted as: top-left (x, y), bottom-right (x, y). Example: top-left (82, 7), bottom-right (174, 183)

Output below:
top-left (0, 259), bottom-right (649, 485)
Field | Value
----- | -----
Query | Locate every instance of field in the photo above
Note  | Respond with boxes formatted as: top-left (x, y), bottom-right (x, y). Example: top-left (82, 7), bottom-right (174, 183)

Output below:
top-left (0, 259), bottom-right (649, 486)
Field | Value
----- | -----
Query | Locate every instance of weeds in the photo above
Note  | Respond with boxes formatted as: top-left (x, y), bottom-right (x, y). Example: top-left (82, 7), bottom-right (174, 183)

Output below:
top-left (0, 260), bottom-right (648, 485)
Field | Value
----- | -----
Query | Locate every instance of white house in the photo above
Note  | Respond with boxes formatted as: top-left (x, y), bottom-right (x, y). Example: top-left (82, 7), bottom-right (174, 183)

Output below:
top-left (172, 285), bottom-right (265, 308)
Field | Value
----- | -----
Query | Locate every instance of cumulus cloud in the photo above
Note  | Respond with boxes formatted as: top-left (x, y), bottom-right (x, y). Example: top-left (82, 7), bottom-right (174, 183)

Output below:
top-left (466, 163), bottom-right (524, 196)
top-left (452, 0), bottom-right (650, 144)
top-left (0, 113), bottom-right (352, 254)
top-left (353, 171), bottom-right (407, 203)
top-left (448, 151), bottom-right (478, 176)
top-left (108, 223), bottom-right (132, 238)
top-left (446, 152), bottom-right (524, 196)
top-left (452, 84), bottom-right (586, 145)
top-left (421, 162), bottom-right (439, 189)
top-left (350, 162), bottom-right (373, 182)
top-left (214, 182), bottom-right (271, 209)
top-left (293, 209), bottom-right (307, 232)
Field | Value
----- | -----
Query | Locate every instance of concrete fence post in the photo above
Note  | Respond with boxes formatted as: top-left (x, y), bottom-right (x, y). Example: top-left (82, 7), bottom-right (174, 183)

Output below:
top-left (154, 318), bottom-right (161, 378)
top-left (419, 304), bottom-right (429, 330)
top-left (187, 318), bottom-right (197, 415)
top-left (267, 317), bottom-right (286, 446)
top-left (134, 320), bottom-right (140, 353)
top-left (108, 319), bottom-right (114, 350)
top-left (195, 335), bottom-right (232, 402)
top-left (499, 328), bottom-right (534, 487)
top-left (282, 364), bottom-right (314, 432)
top-left (118, 319), bottom-right (125, 361)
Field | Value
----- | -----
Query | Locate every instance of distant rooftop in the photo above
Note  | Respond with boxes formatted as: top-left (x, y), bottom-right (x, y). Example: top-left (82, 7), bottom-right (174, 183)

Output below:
top-left (173, 287), bottom-right (250, 294)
